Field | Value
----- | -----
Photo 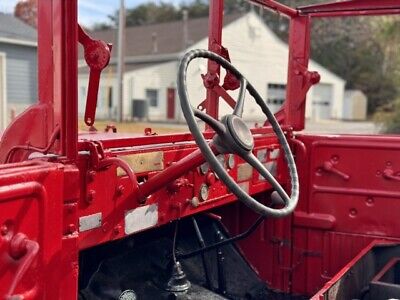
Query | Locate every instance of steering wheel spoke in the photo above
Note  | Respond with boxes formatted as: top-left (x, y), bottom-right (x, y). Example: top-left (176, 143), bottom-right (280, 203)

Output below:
top-left (233, 78), bottom-right (247, 117)
top-left (194, 108), bottom-right (225, 135)
top-left (243, 152), bottom-right (290, 205)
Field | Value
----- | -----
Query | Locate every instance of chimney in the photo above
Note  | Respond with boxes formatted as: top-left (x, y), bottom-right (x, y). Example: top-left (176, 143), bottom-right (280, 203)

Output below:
top-left (182, 9), bottom-right (188, 50)
top-left (152, 32), bottom-right (158, 53)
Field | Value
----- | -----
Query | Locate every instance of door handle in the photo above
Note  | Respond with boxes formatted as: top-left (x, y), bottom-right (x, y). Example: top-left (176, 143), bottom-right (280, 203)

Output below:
top-left (321, 161), bottom-right (350, 181)
top-left (6, 233), bottom-right (40, 299)
top-left (383, 168), bottom-right (400, 182)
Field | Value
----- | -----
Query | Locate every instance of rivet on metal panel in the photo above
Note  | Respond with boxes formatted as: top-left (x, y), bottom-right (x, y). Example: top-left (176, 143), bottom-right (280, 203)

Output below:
top-left (366, 197), bottom-right (374, 207)
top-left (349, 208), bottom-right (357, 218)
top-left (68, 224), bottom-right (76, 234)
top-left (113, 225), bottom-right (121, 235)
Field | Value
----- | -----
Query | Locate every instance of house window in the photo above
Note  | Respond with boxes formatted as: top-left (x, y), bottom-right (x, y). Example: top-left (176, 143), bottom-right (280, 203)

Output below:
top-left (267, 83), bottom-right (287, 107)
top-left (146, 89), bottom-right (159, 107)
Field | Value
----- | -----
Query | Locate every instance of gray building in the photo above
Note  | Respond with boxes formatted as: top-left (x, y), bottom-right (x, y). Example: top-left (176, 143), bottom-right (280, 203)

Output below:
top-left (0, 13), bottom-right (37, 131)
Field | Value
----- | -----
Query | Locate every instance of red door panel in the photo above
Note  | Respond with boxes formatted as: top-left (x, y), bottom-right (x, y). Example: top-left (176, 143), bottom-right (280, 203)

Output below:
top-left (291, 134), bottom-right (400, 295)
top-left (0, 162), bottom-right (78, 299)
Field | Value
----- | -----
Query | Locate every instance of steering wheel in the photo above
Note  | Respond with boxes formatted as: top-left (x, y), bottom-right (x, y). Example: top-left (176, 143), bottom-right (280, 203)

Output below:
top-left (177, 49), bottom-right (299, 218)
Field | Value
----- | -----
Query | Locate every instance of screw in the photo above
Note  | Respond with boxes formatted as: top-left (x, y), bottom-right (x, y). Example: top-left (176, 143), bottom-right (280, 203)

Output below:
top-left (349, 208), bottom-right (357, 217)
top-left (113, 225), bottom-right (122, 235)
top-left (331, 155), bottom-right (339, 163)
top-left (68, 224), bottom-right (76, 234)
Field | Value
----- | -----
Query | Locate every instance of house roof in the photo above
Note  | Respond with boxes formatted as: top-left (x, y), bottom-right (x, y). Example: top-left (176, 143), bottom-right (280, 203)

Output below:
top-left (79, 62), bottom-right (159, 75)
top-left (83, 13), bottom-right (242, 59)
top-left (0, 13), bottom-right (37, 45)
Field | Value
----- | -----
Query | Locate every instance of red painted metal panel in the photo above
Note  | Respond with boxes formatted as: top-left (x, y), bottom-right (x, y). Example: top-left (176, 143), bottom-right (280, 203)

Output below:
top-left (290, 134), bottom-right (400, 296)
top-left (76, 135), bottom-right (282, 249)
top-left (0, 163), bottom-right (71, 299)
top-left (284, 16), bottom-right (312, 131)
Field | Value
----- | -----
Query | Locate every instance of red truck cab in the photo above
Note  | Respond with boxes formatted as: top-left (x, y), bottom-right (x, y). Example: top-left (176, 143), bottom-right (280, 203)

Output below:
top-left (0, 1), bottom-right (399, 299)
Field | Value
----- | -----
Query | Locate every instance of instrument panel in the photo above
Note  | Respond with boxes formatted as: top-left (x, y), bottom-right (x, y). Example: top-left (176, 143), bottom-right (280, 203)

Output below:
top-left (76, 134), bottom-right (285, 249)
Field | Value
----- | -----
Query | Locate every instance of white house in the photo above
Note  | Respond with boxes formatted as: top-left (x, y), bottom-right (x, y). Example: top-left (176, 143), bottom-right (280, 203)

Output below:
top-left (0, 13), bottom-right (37, 131)
top-left (343, 90), bottom-right (368, 121)
top-left (78, 12), bottom-right (346, 123)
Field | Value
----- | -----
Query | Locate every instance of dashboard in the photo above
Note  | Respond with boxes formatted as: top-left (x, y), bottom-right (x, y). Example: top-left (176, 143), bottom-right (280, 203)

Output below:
top-left (76, 132), bottom-right (284, 249)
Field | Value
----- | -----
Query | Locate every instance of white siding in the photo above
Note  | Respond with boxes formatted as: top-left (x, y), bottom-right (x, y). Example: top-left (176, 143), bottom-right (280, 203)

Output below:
top-left (308, 61), bottom-right (345, 119)
top-left (185, 12), bottom-right (345, 121)
top-left (0, 52), bottom-right (5, 130)
top-left (124, 61), bottom-right (178, 121)
top-left (78, 12), bottom-right (346, 123)
top-left (0, 43), bottom-right (37, 105)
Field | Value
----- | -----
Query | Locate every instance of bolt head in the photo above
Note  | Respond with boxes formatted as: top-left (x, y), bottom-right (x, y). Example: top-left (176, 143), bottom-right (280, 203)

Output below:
top-left (190, 197), bottom-right (200, 208)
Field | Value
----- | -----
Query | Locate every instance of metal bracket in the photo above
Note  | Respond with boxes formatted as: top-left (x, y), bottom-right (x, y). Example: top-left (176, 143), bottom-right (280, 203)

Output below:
top-left (78, 25), bottom-right (112, 126)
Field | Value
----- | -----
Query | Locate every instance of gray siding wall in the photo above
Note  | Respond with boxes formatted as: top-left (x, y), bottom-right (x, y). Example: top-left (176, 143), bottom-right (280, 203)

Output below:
top-left (0, 42), bottom-right (37, 104)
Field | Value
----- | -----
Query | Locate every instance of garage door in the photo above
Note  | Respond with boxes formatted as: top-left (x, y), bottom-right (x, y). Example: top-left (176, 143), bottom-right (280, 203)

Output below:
top-left (312, 83), bottom-right (333, 120)
top-left (0, 54), bottom-right (5, 131)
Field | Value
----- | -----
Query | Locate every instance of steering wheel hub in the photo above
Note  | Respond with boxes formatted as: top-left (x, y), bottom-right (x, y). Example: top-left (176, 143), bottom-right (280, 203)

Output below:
top-left (225, 115), bottom-right (254, 151)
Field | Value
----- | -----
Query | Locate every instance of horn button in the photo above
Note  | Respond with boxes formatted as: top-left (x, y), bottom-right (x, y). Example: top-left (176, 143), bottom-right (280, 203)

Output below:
top-left (226, 115), bottom-right (254, 151)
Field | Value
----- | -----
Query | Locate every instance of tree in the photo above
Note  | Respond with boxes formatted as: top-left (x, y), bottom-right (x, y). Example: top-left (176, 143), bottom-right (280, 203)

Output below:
top-left (14, 0), bottom-right (37, 28)
top-left (311, 17), bottom-right (398, 114)
top-left (374, 17), bottom-right (400, 132)
top-left (108, 2), bottom-right (181, 27)
top-left (107, 0), bottom-right (249, 28)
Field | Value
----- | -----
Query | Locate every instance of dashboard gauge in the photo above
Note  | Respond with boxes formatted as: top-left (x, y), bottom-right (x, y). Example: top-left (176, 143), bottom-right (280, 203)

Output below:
top-left (199, 162), bottom-right (209, 175)
top-left (257, 149), bottom-right (268, 162)
top-left (228, 154), bottom-right (235, 169)
top-left (214, 154), bottom-right (226, 179)
top-left (270, 149), bottom-right (280, 159)
top-left (199, 184), bottom-right (209, 201)
top-left (217, 154), bottom-right (226, 167)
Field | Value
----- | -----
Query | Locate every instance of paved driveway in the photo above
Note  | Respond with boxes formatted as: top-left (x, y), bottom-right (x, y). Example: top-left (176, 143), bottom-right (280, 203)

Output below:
top-left (304, 120), bottom-right (381, 135)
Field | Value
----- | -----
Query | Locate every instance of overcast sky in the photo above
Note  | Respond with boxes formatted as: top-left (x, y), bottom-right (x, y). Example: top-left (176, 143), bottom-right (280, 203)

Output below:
top-left (0, 0), bottom-right (179, 27)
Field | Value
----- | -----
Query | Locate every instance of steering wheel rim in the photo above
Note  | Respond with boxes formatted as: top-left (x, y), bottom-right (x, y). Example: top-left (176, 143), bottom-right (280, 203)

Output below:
top-left (177, 49), bottom-right (299, 218)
